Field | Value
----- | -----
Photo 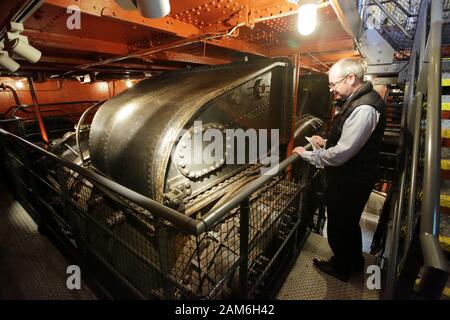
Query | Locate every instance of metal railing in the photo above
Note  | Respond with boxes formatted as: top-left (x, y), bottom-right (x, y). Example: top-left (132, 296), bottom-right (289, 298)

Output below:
top-left (0, 127), bottom-right (311, 299)
top-left (358, 0), bottom-right (421, 52)
top-left (384, 0), bottom-right (448, 299)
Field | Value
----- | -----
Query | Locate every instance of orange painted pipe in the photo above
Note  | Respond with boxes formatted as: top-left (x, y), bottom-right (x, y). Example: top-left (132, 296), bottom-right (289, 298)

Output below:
top-left (27, 76), bottom-right (49, 144)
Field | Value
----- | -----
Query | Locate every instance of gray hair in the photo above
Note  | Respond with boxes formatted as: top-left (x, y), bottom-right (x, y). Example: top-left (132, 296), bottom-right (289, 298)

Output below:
top-left (332, 58), bottom-right (365, 81)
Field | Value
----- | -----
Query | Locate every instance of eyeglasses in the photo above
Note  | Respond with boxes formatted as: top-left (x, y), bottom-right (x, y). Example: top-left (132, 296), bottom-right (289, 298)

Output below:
top-left (329, 74), bottom-right (351, 92)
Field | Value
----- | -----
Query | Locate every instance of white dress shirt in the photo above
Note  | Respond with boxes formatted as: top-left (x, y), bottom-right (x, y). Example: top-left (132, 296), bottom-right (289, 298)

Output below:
top-left (300, 105), bottom-right (380, 167)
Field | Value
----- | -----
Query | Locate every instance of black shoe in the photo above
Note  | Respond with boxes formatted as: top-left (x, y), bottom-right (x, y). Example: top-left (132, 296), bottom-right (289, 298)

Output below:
top-left (313, 259), bottom-right (350, 282)
top-left (352, 263), bottom-right (365, 275)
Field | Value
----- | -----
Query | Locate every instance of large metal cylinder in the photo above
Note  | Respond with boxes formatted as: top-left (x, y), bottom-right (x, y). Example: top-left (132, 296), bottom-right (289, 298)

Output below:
top-left (89, 60), bottom-right (294, 212)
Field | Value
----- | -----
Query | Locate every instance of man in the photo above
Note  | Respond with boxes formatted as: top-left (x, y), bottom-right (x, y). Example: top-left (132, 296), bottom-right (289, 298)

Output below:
top-left (293, 58), bottom-right (387, 282)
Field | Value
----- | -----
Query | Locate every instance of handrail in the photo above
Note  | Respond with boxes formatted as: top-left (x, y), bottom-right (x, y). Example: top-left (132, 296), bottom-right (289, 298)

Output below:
top-left (201, 155), bottom-right (300, 229)
top-left (0, 128), bottom-right (301, 236)
top-left (420, 0), bottom-right (448, 279)
top-left (0, 83), bottom-right (21, 106)
top-left (381, 0), bottom-right (448, 299)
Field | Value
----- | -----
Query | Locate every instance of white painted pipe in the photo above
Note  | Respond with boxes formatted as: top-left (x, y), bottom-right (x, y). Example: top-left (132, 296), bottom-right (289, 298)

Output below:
top-left (136, 0), bottom-right (171, 18)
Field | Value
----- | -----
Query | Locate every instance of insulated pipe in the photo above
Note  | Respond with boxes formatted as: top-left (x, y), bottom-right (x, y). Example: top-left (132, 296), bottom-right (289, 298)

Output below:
top-left (27, 76), bottom-right (48, 144)
top-left (0, 83), bottom-right (21, 105)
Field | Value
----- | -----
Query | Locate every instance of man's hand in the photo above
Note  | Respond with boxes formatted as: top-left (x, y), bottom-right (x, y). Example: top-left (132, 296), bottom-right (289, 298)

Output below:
top-left (293, 146), bottom-right (306, 156)
top-left (311, 135), bottom-right (326, 147)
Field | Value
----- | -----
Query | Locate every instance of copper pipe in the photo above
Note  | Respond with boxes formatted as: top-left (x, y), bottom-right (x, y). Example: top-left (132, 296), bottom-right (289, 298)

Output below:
top-left (0, 83), bottom-right (21, 105)
top-left (27, 76), bottom-right (48, 144)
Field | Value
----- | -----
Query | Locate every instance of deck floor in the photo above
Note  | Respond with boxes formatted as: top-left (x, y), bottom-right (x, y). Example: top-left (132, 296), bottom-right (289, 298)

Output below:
top-left (0, 184), bottom-right (96, 300)
top-left (277, 232), bottom-right (380, 300)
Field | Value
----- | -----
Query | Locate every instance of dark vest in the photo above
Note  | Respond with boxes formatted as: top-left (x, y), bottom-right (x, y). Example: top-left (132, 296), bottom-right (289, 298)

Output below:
top-left (325, 82), bottom-right (387, 181)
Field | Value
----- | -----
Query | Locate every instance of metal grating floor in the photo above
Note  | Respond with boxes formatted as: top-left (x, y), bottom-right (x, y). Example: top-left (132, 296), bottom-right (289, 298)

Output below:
top-left (277, 232), bottom-right (380, 300)
top-left (0, 184), bottom-right (96, 300)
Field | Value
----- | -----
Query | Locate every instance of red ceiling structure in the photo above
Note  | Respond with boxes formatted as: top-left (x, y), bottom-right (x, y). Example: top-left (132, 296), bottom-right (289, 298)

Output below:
top-left (0, 0), bottom-right (360, 76)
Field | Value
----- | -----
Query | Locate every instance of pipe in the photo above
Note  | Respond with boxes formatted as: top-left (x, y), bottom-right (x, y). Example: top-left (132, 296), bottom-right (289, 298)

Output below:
top-left (405, 92), bottom-right (423, 252)
top-left (0, 83), bottom-right (21, 106)
top-left (26, 76), bottom-right (48, 144)
top-left (287, 54), bottom-right (301, 159)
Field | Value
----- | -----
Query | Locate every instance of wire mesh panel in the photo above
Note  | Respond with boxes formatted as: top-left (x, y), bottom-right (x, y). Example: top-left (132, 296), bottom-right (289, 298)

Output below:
top-left (359, 0), bottom-right (421, 52)
top-left (0, 131), bottom-right (310, 300)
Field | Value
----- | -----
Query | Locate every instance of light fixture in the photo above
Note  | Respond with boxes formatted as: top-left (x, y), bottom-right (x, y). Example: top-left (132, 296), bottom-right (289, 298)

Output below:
top-left (136, 0), bottom-right (171, 18)
top-left (0, 51), bottom-right (20, 72)
top-left (10, 38), bottom-right (42, 63)
top-left (297, 2), bottom-right (318, 36)
top-left (15, 81), bottom-right (24, 88)
top-left (114, 0), bottom-right (171, 18)
top-left (126, 80), bottom-right (133, 88)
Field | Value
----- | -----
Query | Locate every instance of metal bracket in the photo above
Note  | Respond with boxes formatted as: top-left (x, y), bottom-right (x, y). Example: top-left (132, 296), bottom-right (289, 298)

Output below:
top-left (359, 28), bottom-right (395, 65)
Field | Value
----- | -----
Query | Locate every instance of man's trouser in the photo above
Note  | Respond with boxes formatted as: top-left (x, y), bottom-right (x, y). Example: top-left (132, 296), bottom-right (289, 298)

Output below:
top-left (325, 174), bottom-right (375, 275)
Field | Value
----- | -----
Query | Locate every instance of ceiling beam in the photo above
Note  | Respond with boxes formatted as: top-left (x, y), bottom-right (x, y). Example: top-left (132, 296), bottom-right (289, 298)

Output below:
top-left (45, 0), bottom-right (200, 38)
top-left (329, 0), bottom-right (361, 41)
top-left (149, 50), bottom-right (230, 65)
top-left (201, 1), bottom-right (300, 34)
top-left (206, 37), bottom-right (269, 57)
top-left (38, 55), bottom-right (164, 70)
top-left (25, 29), bottom-right (233, 67)
top-left (268, 38), bottom-right (354, 57)
top-left (24, 29), bottom-right (130, 55)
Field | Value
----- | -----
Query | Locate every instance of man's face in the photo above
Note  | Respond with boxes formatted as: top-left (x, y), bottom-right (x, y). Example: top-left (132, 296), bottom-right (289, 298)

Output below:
top-left (328, 68), bottom-right (354, 102)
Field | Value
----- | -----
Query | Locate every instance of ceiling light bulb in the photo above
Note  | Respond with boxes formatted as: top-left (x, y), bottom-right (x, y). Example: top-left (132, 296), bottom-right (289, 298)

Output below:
top-left (15, 81), bottom-right (24, 88)
top-left (297, 3), bottom-right (318, 36)
top-left (126, 80), bottom-right (133, 88)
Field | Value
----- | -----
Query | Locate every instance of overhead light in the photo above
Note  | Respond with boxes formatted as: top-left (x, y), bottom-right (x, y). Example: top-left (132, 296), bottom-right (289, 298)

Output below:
top-left (297, 2), bottom-right (318, 36)
top-left (15, 81), bottom-right (24, 88)
top-left (0, 51), bottom-right (20, 72)
top-left (10, 38), bottom-right (42, 63)
top-left (114, 0), bottom-right (171, 18)
top-left (136, 0), bottom-right (171, 18)
top-left (126, 80), bottom-right (133, 88)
